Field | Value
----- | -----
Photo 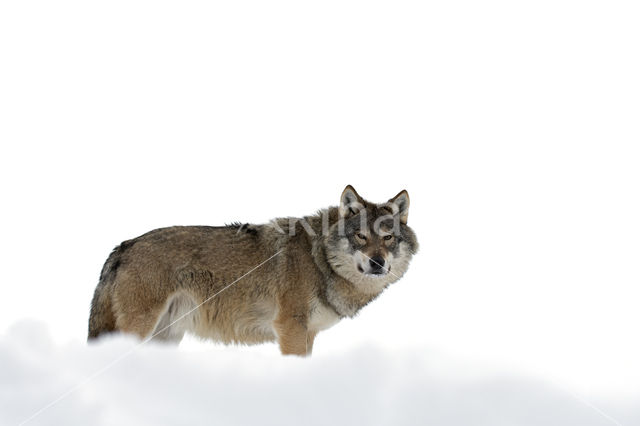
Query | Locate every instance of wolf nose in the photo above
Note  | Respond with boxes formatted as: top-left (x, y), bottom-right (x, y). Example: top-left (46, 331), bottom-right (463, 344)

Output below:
top-left (369, 256), bottom-right (386, 272)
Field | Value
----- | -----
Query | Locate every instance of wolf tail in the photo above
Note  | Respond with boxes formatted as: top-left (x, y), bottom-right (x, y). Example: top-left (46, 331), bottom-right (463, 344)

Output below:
top-left (88, 242), bottom-right (130, 340)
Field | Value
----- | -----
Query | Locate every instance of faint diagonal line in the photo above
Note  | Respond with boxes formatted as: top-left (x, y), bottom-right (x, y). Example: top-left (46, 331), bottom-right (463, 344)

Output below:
top-left (359, 251), bottom-right (402, 281)
top-left (141, 249), bottom-right (282, 345)
top-left (18, 249), bottom-right (283, 426)
top-left (549, 379), bottom-right (624, 426)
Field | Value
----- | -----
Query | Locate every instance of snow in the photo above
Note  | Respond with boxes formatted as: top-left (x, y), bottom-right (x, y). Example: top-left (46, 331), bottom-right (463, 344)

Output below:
top-left (2, 320), bottom-right (637, 426)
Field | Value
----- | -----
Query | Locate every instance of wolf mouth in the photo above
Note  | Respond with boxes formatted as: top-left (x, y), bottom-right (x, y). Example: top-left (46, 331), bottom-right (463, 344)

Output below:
top-left (357, 266), bottom-right (391, 277)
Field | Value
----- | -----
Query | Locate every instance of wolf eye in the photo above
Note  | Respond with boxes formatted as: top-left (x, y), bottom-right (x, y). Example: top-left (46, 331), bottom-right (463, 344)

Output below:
top-left (356, 232), bottom-right (367, 240)
top-left (384, 235), bottom-right (393, 241)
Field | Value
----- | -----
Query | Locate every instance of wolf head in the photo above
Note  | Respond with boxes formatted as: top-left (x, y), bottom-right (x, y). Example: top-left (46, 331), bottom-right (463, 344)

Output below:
top-left (325, 185), bottom-right (419, 294)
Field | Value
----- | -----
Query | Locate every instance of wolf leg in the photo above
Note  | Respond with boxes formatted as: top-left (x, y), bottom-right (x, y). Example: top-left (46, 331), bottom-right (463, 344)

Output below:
top-left (114, 308), bottom-right (160, 340)
top-left (273, 316), bottom-right (313, 356)
top-left (113, 284), bottom-right (171, 341)
top-left (149, 292), bottom-right (197, 344)
top-left (306, 331), bottom-right (317, 355)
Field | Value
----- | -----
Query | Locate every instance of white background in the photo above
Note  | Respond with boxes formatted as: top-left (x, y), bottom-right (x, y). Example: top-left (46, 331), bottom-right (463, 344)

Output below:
top-left (1, 0), bottom-right (639, 424)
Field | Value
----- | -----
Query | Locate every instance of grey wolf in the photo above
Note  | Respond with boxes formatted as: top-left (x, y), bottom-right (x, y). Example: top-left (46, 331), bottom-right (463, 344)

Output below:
top-left (88, 185), bottom-right (418, 356)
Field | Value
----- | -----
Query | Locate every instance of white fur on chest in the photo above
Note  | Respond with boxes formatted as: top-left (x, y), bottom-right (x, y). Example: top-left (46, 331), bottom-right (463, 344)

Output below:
top-left (308, 299), bottom-right (341, 332)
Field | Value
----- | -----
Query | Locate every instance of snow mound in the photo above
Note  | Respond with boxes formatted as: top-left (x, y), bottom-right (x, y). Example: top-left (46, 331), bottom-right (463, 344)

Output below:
top-left (1, 320), bottom-right (636, 426)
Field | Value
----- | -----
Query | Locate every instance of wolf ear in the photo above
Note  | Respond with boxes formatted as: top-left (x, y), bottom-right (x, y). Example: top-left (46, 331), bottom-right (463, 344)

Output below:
top-left (339, 185), bottom-right (365, 218)
top-left (388, 189), bottom-right (410, 224)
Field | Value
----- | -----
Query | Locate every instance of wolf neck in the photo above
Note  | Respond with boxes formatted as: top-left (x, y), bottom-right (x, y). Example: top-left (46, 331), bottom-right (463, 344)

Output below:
top-left (325, 275), bottom-right (382, 318)
top-left (309, 234), bottom-right (383, 318)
